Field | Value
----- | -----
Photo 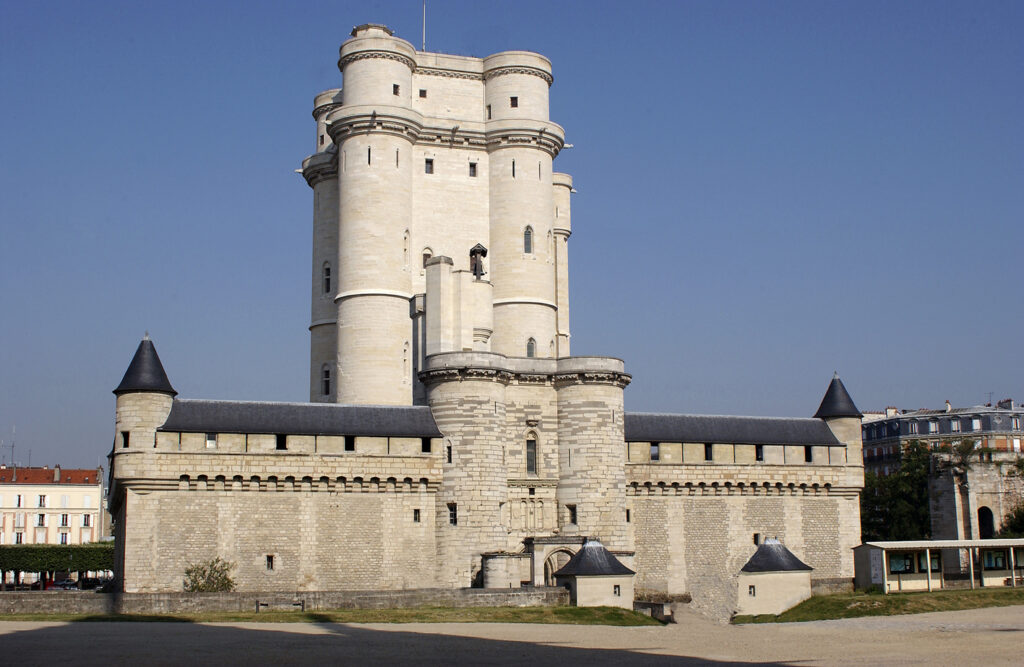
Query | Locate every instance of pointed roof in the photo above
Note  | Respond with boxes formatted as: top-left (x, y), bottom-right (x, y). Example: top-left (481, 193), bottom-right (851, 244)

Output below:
top-left (113, 335), bottom-right (176, 396)
top-left (814, 373), bottom-right (861, 419)
top-left (553, 538), bottom-right (635, 577)
top-left (741, 539), bottom-right (812, 573)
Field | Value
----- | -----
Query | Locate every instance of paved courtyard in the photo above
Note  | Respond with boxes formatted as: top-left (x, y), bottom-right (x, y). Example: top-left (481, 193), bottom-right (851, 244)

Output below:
top-left (1, 605), bottom-right (1022, 665)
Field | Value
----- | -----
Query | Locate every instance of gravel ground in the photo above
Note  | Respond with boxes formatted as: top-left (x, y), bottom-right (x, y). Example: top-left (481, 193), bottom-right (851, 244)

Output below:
top-left (1, 604), bottom-right (1022, 665)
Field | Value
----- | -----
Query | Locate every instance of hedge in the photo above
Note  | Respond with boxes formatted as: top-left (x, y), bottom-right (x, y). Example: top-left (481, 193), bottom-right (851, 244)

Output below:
top-left (0, 544), bottom-right (114, 572)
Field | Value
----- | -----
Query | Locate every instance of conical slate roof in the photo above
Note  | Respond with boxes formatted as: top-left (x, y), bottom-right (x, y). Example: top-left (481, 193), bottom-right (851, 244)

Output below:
top-left (553, 538), bottom-right (635, 577)
top-left (740, 539), bottom-right (812, 573)
top-left (113, 336), bottom-right (176, 396)
top-left (813, 373), bottom-right (861, 419)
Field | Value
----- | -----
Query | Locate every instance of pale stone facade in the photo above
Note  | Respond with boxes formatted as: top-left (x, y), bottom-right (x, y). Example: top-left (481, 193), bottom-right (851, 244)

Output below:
top-left (108, 24), bottom-right (864, 617)
top-left (0, 467), bottom-right (105, 548)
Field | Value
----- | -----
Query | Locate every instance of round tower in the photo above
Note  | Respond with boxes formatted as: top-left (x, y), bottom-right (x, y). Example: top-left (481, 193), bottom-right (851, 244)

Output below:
top-left (112, 335), bottom-right (176, 449)
top-left (421, 352), bottom-right (512, 587)
top-left (305, 88), bottom-right (342, 402)
top-left (552, 172), bottom-right (573, 356)
top-left (484, 52), bottom-right (563, 358)
top-left (328, 25), bottom-right (422, 404)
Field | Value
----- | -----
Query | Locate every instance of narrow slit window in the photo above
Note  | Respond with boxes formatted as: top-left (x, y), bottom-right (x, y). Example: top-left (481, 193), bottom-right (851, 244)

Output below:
top-left (512, 160), bottom-right (516, 178)
top-left (322, 264), bottom-right (331, 294)
top-left (319, 134), bottom-right (324, 146)
top-left (266, 555), bottom-right (274, 570)
top-left (367, 146), bottom-right (371, 165)
top-left (446, 444), bottom-right (452, 463)
top-left (413, 508), bottom-right (421, 522)
top-left (526, 338), bottom-right (536, 358)
top-left (523, 226), bottom-right (533, 253)
top-left (395, 148), bottom-right (399, 167)
top-left (469, 162), bottom-right (477, 177)
top-left (567, 504), bottom-right (577, 525)
top-left (704, 443), bottom-right (713, 461)
top-left (755, 444), bottom-right (764, 462)
top-left (486, 104), bottom-right (492, 119)
top-left (526, 438), bottom-right (537, 474)
top-left (425, 158), bottom-right (434, 174)
top-left (626, 509), bottom-right (631, 523)
top-left (804, 446), bottom-right (813, 463)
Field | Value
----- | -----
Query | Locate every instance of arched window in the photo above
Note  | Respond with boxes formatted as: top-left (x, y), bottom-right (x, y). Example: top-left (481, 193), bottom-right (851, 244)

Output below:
top-left (321, 365), bottom-right (331, 397)
top-left (523, 226), bottom-right (533, 254)
top-left (526, 338), bottom-right (536, 358)
top-left (978, 506), bottom-right (995, 539)
top-left (422, 247), bottom-right (433, 269)
top-left (525, 434), bottom-right (538, 475)
top-left (322, 263), bottom-right (331, 294)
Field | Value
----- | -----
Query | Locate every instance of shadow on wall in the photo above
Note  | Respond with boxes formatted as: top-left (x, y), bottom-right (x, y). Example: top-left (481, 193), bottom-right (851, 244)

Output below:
top-left (0, 619), bottom-right (787, 666)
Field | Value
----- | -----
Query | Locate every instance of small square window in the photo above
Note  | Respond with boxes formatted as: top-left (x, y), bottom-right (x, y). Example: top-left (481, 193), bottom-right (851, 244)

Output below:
top-left (469, 162), bottom-right (477, 177)
top-left (413, 509), bottom-right (421, 522)
top-left (393, 84), bottom-right (400, 96)
top-left (528, 487), bottom-right (535, 496)
top-left (206, 433), bottom-right (217, 449)
top-left (266, 555), bottom-right (274, 570)
top-left (510, 96), bottom-right (518, 108)
top-left (425, 158), bottom-right (434, 174)
top-left (419, 89), bottom-right (427, 98)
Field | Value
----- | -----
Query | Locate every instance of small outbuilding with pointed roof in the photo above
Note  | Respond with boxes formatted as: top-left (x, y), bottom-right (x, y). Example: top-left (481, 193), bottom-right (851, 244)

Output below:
top-left (735, 538), bottom-right (813, 616)
top-left (553, 538), bottom-right (635, 609)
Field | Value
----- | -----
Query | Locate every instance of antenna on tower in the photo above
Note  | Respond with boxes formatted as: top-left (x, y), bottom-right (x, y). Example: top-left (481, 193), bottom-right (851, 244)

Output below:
top-left (422, 1), bottom-right (427, 51)
top-left (986, 392), bottom-right (994, 406)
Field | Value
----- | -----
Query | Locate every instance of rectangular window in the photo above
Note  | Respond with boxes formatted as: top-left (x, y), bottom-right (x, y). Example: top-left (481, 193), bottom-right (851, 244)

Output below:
top-left (529, 487), bottom-right (535, 496)
top-left (888, 553), bottom-right (914, 574)
top-left (37, 495), bottom-right (46, 508)
top-left (950, 419), bottom-right (960, 432)
top-left (753, 533), bottom-right (761, 545)
top-left (345, 435), bottom-right (356, 452)
top-left (510, 96), bottom-right (518, 107)
top-left (446, 444), bottom-right (452, 463)
top-left (927, 421), bottom-right (938, 433)
top-left (626, 509), bottom-right (631, 523)
top-left (16, 494), bottom-right (22, 508)
top-left (425, 158), bottom-right (434, 174)
top-left (469, 162), bottom-right (477, 177)
top-left (276, 434), bottom-right (287, 450)
top-left (755, 445), bottom-right (764, 462)
top-left (486, 104), bottom-right (491, 119)
top-left (83, 514), bottom-right (91, 527)
top-left (567, 504), bottom-right (577, 525)
top-left (61, 495), bottom-right (69, 508)
top-left (83, 495), bottom-right (91, 508)
top-left (650, 442), bottom-right (660, 462)
top-left (60, 514), bottom-right (69, 527)
top-left (418, 89), bottom-right (427, 98)
top-left (266, 555), bottom-right (274, 570)
top-left (909, 421), bottom-right (918, 434)
top-left (1014, 438), bottom-right (1021, 453)
top-left (804, 446), bottom-right (813, 463)
top-left (15, 533), bottom-right (23, 544)
top-left (972, 418), bottom-right (982, 431)
top-left (421, 437), bottom-right (432, 454)
top-left (748, 585), bottom-right (756, 597)
top-left (319, 134), bottom-right (324, 146)
top-left (37, 514), bottom-right (45, 527)
top-left (704, 443), bottom-right (713, 461)
top-left (984, 550), bottom-right (1007, 570)
top-left (367, 146), bottom-right (371, 165)
top-left (448, 503), bottom-right (458, 525)
top-left (205, 433), bottom-right (217, 449)
top-left (526, 439), bottom-right (537, 474)
top-left (1013, 417), bottom-right (1021, 430)
top-left (60, 533), bottom-right (68, 545)
top-left (121, 431), bottom-right (130, 448)
top-left (413, 509), bottom-right (421, 522)
top-left (917, 552), bottom-right (941, 573)
top-left (393, 84), bottom-right (400, 95)
top-left (613, 585), bottom-right (621, 596)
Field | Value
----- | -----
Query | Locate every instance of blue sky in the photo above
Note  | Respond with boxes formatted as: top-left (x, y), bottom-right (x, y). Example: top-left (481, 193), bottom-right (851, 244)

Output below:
top-left (1, 1), bottom-right (1021, 468)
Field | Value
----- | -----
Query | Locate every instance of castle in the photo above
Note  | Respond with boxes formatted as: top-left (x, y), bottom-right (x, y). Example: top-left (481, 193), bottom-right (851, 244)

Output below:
top-left (108, 25), bottom-right (864, 617)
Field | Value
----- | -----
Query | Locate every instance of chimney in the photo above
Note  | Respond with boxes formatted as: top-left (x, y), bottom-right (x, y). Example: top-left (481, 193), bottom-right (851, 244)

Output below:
top-left (997, 398), bottom-right (1014, 410)
top-left (53, 466), bottom-right (61, 483)
top-left (886, 406), bottom-right (898, 418)
top-left (945, 400), bottom-right (952, 413)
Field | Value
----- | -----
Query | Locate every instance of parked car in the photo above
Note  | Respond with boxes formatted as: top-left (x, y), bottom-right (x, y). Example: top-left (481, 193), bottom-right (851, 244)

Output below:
top-left (54, 579), bottom-right (79, 590)
top-left (78, 577), bottom-right (101, 590)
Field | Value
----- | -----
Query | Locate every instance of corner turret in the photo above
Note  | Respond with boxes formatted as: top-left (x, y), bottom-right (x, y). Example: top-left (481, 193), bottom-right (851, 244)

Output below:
top-left (813, 372), bottom-right (861, 419)
top-left (112, 335), bottom-right (175, 451)
top-left (814, 373), bottom-right (863, 483)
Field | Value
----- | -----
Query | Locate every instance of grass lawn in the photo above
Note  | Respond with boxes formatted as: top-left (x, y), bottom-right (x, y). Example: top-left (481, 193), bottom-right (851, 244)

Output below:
top-left (733, 587), bottom-right (1024, 624)
top-left (0, 605), bottom-right (662, 626)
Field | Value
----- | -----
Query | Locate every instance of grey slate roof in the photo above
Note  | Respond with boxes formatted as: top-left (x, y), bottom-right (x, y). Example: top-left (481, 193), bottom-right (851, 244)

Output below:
top-left (113, 337), bottom-right (177, 396)
top-left (741, 539), bottom-right (813, 572)
top-left (158, 399), bottom-right (442, 438)
top-left (554, 539), bottom-right (635, 577)
top-left (624, 413), bottom-right (840, 446)
top-left (813, 374), bottom-right (862, 419)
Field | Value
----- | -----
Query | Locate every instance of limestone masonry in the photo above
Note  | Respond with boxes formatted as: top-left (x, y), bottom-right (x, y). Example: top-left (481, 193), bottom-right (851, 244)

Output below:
top-left (108, 24), bottom-right (864, 617)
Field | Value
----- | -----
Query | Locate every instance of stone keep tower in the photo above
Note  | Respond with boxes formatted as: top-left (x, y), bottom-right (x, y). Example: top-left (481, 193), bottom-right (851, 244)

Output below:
top-left (301, 24), bottom-right (572, 406)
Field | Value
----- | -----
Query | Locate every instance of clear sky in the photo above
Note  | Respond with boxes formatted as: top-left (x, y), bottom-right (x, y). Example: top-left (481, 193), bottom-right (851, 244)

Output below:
top-left (1, 1), bottom-right (1021, 468)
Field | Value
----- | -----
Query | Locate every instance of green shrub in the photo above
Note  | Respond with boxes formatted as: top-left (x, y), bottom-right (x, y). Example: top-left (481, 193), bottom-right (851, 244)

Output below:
top-left (183, 557), bottom-right (236, 592)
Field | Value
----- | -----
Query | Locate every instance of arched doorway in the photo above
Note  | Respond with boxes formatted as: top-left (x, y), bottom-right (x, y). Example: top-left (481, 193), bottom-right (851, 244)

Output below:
top-left (543, 549), bottom-right (574, 586)
top-left (978, 506), bottom-right (995, 539)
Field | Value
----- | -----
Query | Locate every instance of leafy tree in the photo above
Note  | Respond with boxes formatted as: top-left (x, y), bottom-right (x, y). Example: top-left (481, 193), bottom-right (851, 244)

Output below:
top-left (183, 557), bottom-right (236, 592)
top-left (939, 438), bottom-right (985, 474)
top-left (860, 440), bottom-right (932, 541)
top-left (998, 502), bottom-right (1024, 538)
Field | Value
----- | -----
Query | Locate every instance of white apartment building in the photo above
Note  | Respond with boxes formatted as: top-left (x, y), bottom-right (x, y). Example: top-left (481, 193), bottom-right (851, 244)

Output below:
top-left (0, 466), bottom-right (104, 547)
